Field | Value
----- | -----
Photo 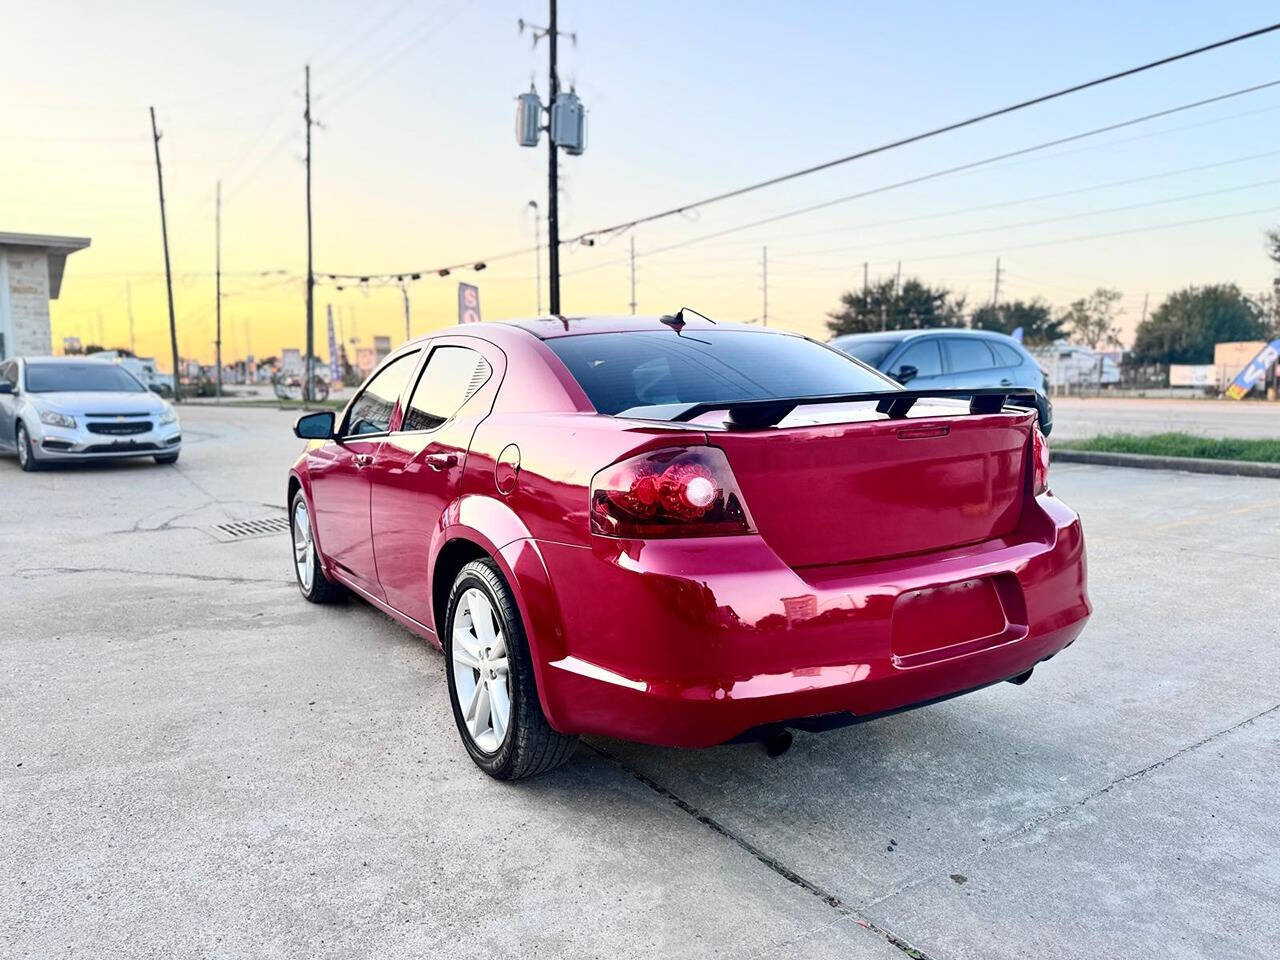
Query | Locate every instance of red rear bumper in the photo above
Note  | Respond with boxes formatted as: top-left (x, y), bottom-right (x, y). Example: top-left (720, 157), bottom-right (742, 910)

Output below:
top-left (525, 494), bottom-right (1090, 748)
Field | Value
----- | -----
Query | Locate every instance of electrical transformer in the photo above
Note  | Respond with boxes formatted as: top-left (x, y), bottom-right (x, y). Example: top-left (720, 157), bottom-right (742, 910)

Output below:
top-left (551, 91), bottom-right (586, 155)
top-left (515, 90), bottom-right (542, 147)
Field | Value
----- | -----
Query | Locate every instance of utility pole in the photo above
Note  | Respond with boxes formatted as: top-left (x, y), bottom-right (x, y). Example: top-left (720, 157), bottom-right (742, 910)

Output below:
top-left (126, 281), bottom-right (135, 354)
top-left (399, 281), bottom-right (411, 341)
top-left (761, 245), bottom-right (768, 327)
top-left (150, 106), bottom-right (181, 402)
top-left (1140, 291), bottom-right (1149, 324)
top-left (528, 200), bottom-right (542, 314)
top-left (547, 0), bottom-right (561, 314)
top-left (215, 179), bottom-right (223, 401)
top-left (304, 64), bottom-right (316, 405)
top-left (626, 236), bottom-right (637, 314)
top-left (992, 256), bottom-right (1002, 307)
top-left (863, 261), bottom-right (868, 297)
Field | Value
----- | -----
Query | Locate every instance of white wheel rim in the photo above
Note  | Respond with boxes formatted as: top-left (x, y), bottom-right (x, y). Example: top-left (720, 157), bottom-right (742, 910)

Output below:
top-left (452, 587), bottom-right (511, 754)
top-left (17, 428), bottom-right (28, 467)
top-left (292, 500), bottom-right (314, 591)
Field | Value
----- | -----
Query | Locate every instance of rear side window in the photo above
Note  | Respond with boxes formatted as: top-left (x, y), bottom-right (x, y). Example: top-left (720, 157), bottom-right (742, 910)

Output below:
top-left (403, 346), bottom-right (492, 432)
top-left (894, 340), bottom-right (942, 378)
top-left (944, 338), bottom-right (996, 372)
top-left (992, 342), bottom-right (1024, 367)
top-left (545, 330), bottom-right (893, 416)
top-left (345, 351), bottom-right (419, 436)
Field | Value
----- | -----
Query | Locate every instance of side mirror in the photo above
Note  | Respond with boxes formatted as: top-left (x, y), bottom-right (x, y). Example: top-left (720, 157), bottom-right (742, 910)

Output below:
top-left (894, 364), bottom-right (919, 385)
top-left (0, 382), bottom-right (12, 395)
top-left (294, 410), bottom-right (336, 440)
top-left (148, 384), bottom-right (164, 395)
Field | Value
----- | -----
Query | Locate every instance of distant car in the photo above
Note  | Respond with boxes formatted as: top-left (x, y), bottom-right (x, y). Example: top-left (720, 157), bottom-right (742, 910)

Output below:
top-left (286, 315), bottom-right (1088, 780)
top-left (0, 357), bottom-right (182, 471)
top-left (828, 329), bottom-right (1053, 434)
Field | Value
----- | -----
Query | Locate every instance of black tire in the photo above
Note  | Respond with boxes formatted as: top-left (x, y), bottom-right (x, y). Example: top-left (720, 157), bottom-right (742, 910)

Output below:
top-left (290, 490), bottom-right (345, 603)
top-left (16, 422), bottom-right (40, 472)
top-left (444, 559), bottom-right (577, 780)
top-left (154, 451), bottom-right (180, 464)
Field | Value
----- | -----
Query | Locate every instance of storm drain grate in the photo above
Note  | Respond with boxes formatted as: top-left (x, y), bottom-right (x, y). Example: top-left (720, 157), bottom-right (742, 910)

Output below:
top-left (210, 516), bottom-right (292, 543)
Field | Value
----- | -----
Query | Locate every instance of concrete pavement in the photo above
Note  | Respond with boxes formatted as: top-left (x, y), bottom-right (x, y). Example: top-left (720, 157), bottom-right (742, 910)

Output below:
top-left (2, 405), bottom-right (1277, 959)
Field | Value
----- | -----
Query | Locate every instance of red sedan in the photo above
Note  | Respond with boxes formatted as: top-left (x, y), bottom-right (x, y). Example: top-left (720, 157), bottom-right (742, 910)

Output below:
top-left (287, 314), bottom-right (1089, 779)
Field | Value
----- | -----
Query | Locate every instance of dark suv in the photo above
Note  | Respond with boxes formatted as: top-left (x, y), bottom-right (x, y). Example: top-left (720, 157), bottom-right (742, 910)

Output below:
top-left (829, 329), bottom-right (1053, 434)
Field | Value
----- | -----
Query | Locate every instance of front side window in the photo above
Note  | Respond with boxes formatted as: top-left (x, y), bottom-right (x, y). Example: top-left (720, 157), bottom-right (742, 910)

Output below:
top-left (403, 346), bottom-right (492, 432)
top-left (25, 363), bottom-right (146, 393)
top-left (344, 351), bottom-right (418, 436)
top-left (894, 340), bottom-right (942, 379)
top-left (944, 338), bottom-right (996, 373)
top-left (545, 330), bottom-right (894, 416)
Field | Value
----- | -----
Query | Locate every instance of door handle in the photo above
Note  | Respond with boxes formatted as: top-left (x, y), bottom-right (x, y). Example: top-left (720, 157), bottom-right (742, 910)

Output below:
top-left (354, 453), bottom-right (375, 468)
top-left (425, 452), bottom-right (458, 471)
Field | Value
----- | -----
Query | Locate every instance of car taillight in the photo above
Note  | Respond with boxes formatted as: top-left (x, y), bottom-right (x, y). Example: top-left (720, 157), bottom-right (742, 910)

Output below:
top-left (1032, 425), bottom-right (1050, 496)
top-left (590, 446), bottom-right (753, 538)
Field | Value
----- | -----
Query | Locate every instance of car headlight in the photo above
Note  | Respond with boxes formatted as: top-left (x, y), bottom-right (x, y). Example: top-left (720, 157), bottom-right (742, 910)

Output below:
top-left (39, 410), bottom-right (77, 429)
top-left (158, 406), bottom-right (178, 426)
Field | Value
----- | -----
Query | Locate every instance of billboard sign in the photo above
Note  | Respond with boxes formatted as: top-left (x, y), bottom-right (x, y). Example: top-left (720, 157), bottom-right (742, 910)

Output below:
top-left (458, 283), bottom-right (482, 324)
top-left (1225, 338), bottom-right (1280, 399)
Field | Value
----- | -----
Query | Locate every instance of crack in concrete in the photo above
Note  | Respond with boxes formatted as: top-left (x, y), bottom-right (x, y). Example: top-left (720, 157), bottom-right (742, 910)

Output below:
top-left (584, 741), bottom-right (938, 960)
top-left (865, 700), bottom-right (1280, 910)
top-left (12, 565), bottom-right (290, 586)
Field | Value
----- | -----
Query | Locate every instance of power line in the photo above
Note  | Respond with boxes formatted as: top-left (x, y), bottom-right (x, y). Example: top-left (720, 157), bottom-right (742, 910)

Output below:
top-left (558, 79), bottom-right (1280, 278)
top-left (562, 22), bottom-right (1280, 245)
top-left (317, 63), bottom-right (1280, 284)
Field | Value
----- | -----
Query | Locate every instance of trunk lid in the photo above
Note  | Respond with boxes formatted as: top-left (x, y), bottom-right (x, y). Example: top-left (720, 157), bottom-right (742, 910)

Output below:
top-left (710, 402), bottom-right (1032, 567)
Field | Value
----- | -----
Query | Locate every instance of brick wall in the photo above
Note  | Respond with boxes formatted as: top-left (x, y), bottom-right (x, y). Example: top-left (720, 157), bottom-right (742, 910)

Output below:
top-left (1, 248), bottom-right (52, 357)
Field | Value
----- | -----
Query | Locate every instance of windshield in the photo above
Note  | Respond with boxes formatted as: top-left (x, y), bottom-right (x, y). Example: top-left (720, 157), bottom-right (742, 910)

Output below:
top-left (25, 363), bottom-right (147, 394)
top-left (545, 330), bottom-right (896, 416)
top-left (829, 338), bottom-right (897, 368)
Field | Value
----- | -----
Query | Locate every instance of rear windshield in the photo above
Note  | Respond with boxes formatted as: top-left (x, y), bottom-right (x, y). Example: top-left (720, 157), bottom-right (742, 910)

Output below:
top-left (829, 337), bottom-right (897, 368)
top-left (25, 363), bottom-right (146, 394)
top-left (545, 330), bottom-right (895, 416)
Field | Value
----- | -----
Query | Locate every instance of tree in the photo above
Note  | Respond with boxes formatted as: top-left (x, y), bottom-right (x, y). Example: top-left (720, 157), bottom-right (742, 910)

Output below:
top-left (827, 277), bottom-right (965, 336)
top-left (1061, 288), bottom-right (1124, 350)
top-left (1266, 226), bottom-right (1280, 269)
top-left (970, 299), bottom-right (1065, 345)
top-left (83, 343), bottom-right (106, 354)
top-left (1129, 284), bottom-right (1266, 365)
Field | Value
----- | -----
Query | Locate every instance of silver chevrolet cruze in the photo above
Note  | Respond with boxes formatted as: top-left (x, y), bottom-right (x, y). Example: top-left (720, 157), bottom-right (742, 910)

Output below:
top-left (0, 357), bottom-right (181, 471)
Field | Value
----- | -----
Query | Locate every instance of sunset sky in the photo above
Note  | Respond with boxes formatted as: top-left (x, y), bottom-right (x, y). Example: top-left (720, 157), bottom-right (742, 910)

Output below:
top-left (4, 0), bottom-right (1280, 369)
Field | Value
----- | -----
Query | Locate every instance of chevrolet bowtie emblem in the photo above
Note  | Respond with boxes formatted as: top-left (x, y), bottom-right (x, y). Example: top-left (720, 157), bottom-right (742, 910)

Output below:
top-left (116, 416), bottom-right (125, 422)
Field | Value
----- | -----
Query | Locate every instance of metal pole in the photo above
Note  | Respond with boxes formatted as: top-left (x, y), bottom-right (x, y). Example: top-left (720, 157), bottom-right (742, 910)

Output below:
top-left (126, 280), bottom-right (135, 354)
top-left (547, 0), bottom-right (561, 314)
top-left (529, 200), bottom-right (542, 314)
top-left (150, 106), bottom-right (181, 402)
top-left (629, 236), bottom-right (637, 315)
top-left (215, 179), bottom-right (222, 401)
top-left (762, 245), bottom-right (768, 327)
top-left (401, 282), bottom-right (411, 341)
top-left (304, 64), bottom-right (315, 406)
top-left (992, 256), bottom-right (1002, 306)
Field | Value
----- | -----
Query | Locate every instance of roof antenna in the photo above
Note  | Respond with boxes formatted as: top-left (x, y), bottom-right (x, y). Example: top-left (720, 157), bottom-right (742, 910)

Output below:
top-left (659, 306), bottom-right (716, 329)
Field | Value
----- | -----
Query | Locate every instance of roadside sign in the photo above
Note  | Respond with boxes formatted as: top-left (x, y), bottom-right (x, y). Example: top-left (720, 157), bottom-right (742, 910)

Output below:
top-left (1225, 338), bottom-right (1280, 399)
top-left (458, 283), bottom-right (482, 324)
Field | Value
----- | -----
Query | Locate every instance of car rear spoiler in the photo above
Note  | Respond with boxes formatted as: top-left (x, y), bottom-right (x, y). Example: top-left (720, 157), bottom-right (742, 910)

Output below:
top-left (660, 387), bottom-right (1039, 429)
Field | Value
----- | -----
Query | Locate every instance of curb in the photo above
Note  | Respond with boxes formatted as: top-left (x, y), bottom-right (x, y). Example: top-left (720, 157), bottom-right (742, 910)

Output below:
top-left (1053, 448), bottom-right (1280, 479)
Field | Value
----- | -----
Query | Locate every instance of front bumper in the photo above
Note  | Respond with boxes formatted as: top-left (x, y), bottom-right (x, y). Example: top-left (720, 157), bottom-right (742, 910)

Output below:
top-left (528, 494), bottom-right (1090, 747)
top-left (32, 421), bottom-right (182, 461)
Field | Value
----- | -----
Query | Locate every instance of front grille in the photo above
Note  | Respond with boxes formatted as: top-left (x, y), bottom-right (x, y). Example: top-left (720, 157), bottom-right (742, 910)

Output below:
top-left (86, 412), bottom-right (149, 418)
top-left (84, 442), bottom-right (157, 453)
top-left (87, 421), bottom-right (151, 435)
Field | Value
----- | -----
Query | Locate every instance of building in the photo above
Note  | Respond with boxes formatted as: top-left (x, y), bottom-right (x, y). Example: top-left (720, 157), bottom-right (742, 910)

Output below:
top-left (0, 232), bottom-right (91, 360)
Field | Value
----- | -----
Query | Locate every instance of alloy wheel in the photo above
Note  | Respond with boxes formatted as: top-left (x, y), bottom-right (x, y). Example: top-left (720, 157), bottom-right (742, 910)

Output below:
top-left (451, 587), bottom-right (512, 754)
top-left (16, 426), bottom-right (29, 468)
top-left (292, 499), bottom-right (314, 591)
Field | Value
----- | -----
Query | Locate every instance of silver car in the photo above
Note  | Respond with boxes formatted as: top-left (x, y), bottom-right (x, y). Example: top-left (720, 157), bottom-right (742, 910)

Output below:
top-left (0, 357), bottom-right (181, 471)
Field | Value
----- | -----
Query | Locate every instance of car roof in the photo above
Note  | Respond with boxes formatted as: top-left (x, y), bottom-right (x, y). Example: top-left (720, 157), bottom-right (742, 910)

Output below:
top-left (22, 356), bottom-right (115, 365)
top-left (831, 328), bottom-right (1024, 347)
